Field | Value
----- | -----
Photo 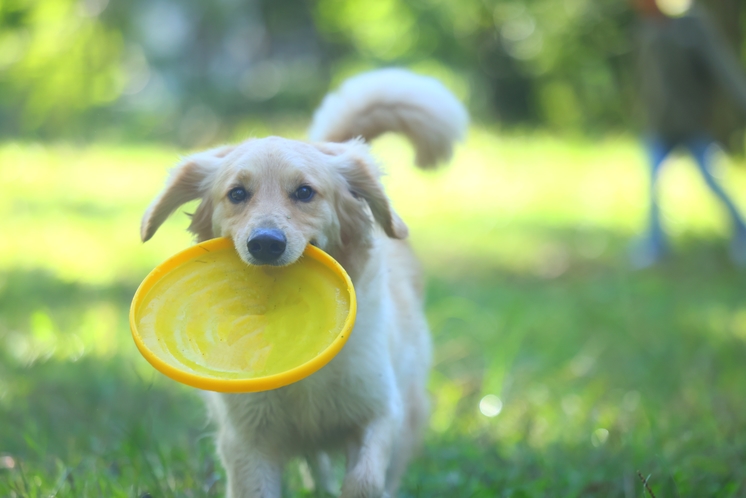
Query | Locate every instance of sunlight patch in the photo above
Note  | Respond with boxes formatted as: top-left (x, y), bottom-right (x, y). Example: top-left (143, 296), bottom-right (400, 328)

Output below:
top-left (591, 428), bottom-right (609, 447)
top-left (479, 394), bottom-right (503, 418)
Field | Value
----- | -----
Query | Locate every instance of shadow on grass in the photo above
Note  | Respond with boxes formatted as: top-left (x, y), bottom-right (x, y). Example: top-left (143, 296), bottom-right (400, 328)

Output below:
top-left (1, 229), bottom-right (745, 496)
top-left (0, 352), bottom-right (223, 497)
top-left (0, 357), bottom-right (224, 496)
top-left (0, 268), bottom-right (138, 316)
top-left (418, 232), bottom-right (746, 497)
top-left (0, 271), bottom-right (222, 497)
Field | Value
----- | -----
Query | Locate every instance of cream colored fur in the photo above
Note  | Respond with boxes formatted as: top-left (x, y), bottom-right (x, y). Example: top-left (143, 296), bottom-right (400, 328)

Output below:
top-left (309, 68), bottom-right (468, 168)
top-left (141, 69), bottom-right (467, 498)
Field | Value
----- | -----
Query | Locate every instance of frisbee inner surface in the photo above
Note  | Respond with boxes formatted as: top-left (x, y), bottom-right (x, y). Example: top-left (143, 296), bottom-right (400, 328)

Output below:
top-left (135, 247), bottom-right (350, 379)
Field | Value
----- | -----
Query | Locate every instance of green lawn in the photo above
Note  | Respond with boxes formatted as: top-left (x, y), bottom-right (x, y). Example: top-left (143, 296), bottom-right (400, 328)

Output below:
top-left (1, 129), bottom-right (746, 497)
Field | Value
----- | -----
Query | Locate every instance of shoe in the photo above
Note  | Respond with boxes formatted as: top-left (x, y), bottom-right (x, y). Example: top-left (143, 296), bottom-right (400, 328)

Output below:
top-left (629, 236), bottom-right (667, 269)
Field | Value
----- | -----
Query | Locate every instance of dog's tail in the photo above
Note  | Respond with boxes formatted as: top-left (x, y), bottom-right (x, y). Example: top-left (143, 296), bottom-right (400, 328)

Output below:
top-left (308, 68), bottom-right (468, 168)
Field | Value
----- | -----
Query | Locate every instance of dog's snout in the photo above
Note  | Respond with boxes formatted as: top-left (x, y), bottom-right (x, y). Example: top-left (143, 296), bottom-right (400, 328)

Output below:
top-left (247, 229), bottom-right (287, 264)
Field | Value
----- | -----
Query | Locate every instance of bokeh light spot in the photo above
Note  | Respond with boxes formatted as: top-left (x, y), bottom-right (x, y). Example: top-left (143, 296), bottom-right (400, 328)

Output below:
top-left (591, 428), bottom-right (609, 447)
top-left (479, 394), bottom-right (503, 417)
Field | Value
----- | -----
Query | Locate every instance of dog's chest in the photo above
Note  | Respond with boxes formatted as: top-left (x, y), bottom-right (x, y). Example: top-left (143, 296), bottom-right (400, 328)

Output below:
top-left (222, 352), bottom-right (384, 443)
top-left (294, 355), bottom-right (382, 419)
top-left (219, 289), bottom-right (393, 449)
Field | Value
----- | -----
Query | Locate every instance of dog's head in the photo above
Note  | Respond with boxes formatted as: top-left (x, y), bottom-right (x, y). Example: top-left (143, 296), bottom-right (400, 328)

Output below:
top-left (141, 137), bottom-right (407, 274)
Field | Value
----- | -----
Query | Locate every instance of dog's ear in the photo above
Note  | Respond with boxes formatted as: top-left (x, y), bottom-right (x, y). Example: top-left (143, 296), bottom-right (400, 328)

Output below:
top-left (141, 146), bottom-right (233, 242)
top-left (333, 144), bottom-right (408, 240)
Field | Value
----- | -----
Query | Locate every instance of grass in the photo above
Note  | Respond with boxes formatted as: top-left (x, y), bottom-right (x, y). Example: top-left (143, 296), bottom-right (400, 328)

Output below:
top-left (1, 128), bottom-right (746, 497)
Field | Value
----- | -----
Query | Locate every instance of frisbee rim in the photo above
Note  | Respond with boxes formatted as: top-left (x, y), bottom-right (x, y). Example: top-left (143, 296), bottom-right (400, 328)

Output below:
top-left (129, 237), bottom-right (356, 393)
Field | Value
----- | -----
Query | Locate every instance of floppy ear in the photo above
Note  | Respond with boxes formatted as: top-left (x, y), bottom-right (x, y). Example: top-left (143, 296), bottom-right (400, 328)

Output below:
top-left (141, 146), bottom-right (233, 242)
top-left (334, 144), bottom-right (408, 240)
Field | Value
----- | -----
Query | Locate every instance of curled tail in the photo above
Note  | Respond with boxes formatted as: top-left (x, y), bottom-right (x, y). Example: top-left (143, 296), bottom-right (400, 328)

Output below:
top-left (308, 68), bottom-right (468, 168)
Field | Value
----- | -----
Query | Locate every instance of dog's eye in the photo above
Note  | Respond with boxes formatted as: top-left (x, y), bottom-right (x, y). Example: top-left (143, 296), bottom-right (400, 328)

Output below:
top-left (294, 185), bottom-right (315, 202)
top-left (228, 187), bottom-right (247, 204)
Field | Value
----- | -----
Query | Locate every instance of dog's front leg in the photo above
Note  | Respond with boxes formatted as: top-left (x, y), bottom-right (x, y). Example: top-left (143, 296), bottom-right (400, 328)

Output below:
top-left (341, 415), bottom-right (400, 498)
top-left (218, 431), bottom-right (282, 498)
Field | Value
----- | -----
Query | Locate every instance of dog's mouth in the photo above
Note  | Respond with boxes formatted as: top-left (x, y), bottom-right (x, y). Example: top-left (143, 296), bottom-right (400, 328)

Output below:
top-left (235, 230), bottom-right (318, 267)
top-left (234, 229), bottom-right (316, 267)
top-left (241, 251), bottom-right (298, 268)
top-left (244, 257), bottom-right (288, 267)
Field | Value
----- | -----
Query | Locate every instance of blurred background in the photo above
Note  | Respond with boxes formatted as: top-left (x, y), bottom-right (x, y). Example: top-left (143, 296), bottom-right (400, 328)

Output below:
top-left (2, 0), bottom-right (746, 496)
top-left (3, 0), bottom-right (744, 145)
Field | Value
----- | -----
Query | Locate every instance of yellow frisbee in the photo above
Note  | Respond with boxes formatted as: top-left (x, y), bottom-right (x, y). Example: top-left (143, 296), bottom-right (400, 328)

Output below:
top-left (129, 237), bottom-right (356, 393)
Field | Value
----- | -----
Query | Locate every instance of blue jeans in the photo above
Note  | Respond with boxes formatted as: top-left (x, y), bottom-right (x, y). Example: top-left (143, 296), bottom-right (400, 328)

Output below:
top-left (645, 135), bottom-right (746, 253)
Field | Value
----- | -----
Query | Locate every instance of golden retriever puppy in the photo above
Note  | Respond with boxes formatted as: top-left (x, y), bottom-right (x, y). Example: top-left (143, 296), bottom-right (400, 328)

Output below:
top-left (141, 68), bottom-right (468, 498)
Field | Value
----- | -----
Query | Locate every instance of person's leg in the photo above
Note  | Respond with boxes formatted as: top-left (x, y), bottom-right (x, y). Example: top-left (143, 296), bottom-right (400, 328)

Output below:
top-left (646, 136), bottom-right (674, 252)
top-left (687, 137), bottom-right (746, 228)
top-left (687, 137), bottom-right (746, 265)
top-left (632, 135), bottom-right (675, 268)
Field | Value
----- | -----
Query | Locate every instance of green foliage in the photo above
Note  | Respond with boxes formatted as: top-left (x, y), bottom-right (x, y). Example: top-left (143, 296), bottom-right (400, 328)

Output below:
top-left (0, 0), bottom-right (641, 141)
top-left (0, 0), bottom-right (125, 138)
top-left (2, 132), bottom-right (746, 495)
top-left (316, 0), bottom-right (635, 129)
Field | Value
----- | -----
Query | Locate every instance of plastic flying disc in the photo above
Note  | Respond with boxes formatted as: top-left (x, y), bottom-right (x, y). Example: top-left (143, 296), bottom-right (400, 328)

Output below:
top-left (129, 237), bottom-right (356, 393)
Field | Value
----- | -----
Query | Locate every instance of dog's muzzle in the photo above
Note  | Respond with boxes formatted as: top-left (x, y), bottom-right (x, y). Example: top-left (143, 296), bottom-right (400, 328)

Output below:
top-left (247, 228), bottom-right (287, 264)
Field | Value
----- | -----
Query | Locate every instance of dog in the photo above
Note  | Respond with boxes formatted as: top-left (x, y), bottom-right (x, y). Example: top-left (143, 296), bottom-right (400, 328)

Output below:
top-left (140, 68), bottom-right (468, 498)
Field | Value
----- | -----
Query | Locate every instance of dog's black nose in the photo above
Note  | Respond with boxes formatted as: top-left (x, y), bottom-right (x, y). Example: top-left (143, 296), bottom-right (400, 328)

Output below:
top-left (247, 229), bottom-right (287, 263)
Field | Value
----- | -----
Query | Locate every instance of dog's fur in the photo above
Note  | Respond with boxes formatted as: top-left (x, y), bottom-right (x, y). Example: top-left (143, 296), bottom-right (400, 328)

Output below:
top-left (141, 68), bottom-right (467, 498)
